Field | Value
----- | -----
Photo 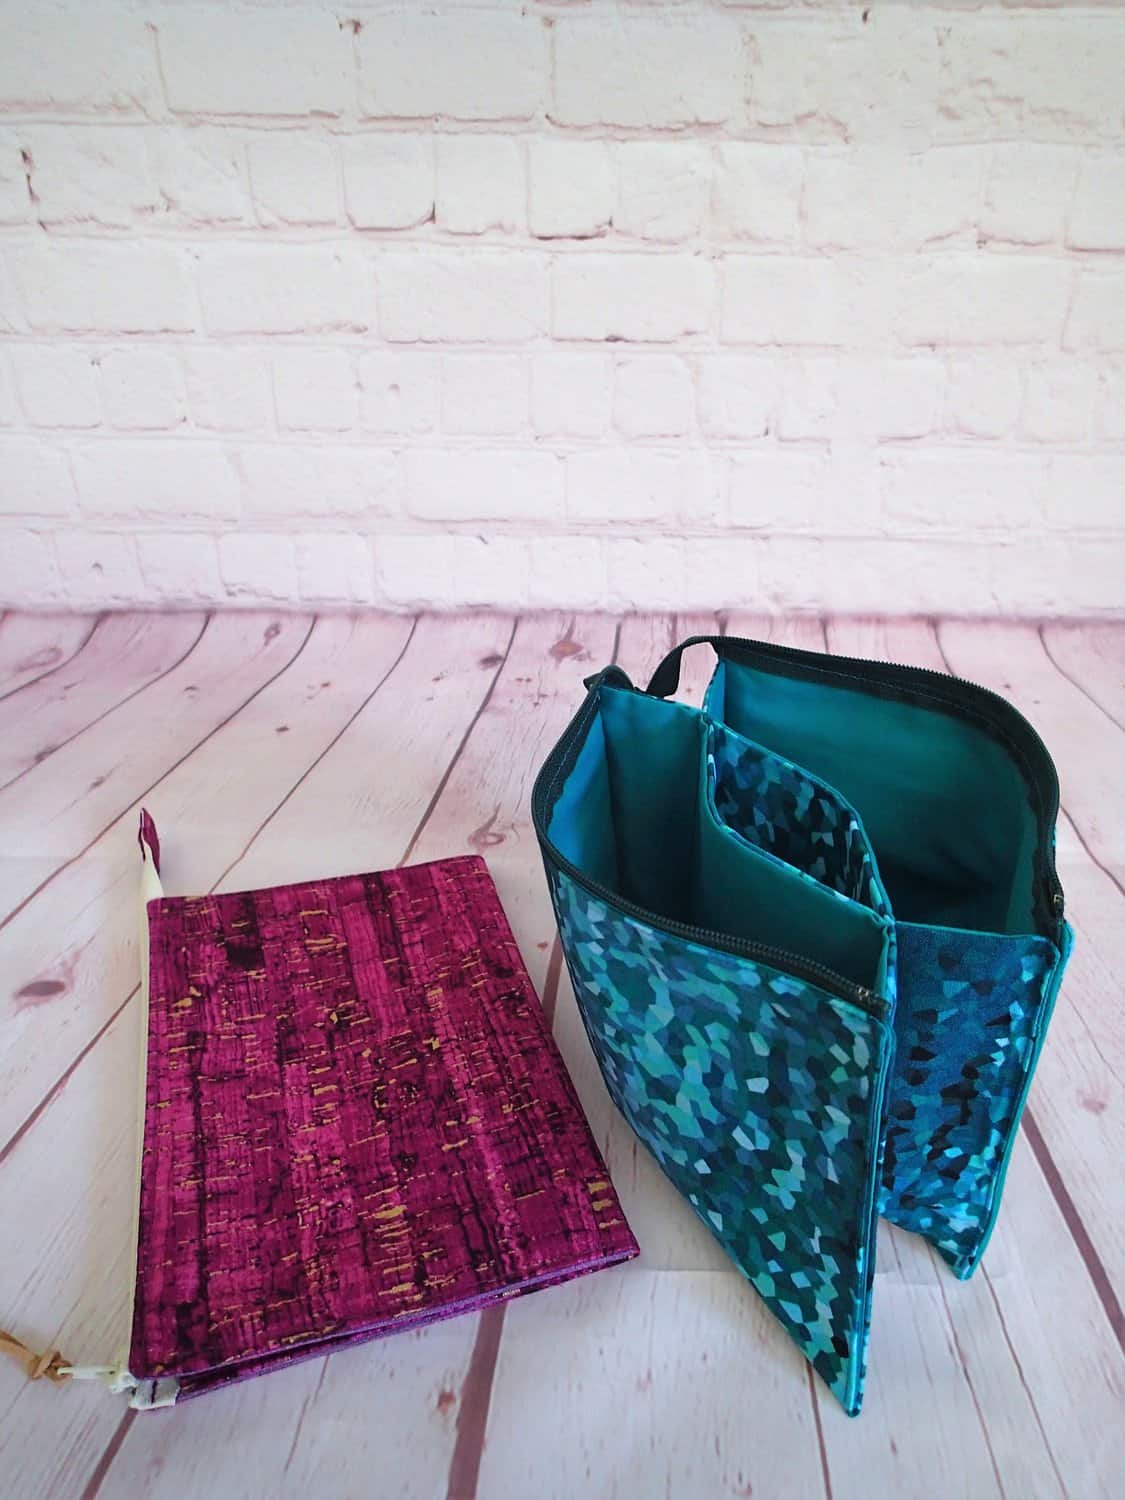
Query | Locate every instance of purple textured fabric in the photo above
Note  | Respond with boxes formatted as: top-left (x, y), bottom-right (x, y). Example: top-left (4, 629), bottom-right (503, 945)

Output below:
top-left (131, 852), bottom-right (637, 1398)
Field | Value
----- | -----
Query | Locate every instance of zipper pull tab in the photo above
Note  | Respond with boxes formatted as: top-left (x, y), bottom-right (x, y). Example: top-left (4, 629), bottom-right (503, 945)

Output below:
top-left (0, 1328), bottom-right (72, 1385)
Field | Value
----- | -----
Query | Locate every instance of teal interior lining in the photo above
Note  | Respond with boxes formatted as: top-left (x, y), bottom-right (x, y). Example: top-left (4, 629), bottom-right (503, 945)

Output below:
top-left (547, 685), bottom-right (889, 990)
top-left (706, 659), bottom-right (1040, 935)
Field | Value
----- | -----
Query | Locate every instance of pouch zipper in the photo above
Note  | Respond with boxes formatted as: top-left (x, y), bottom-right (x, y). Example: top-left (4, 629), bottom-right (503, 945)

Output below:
top-left (60, 812), bottom-right (175, 1408)
top-left (531, 678), bottom-right (889, 1023)
top-left (701, 634), bottom-right (1065, 937)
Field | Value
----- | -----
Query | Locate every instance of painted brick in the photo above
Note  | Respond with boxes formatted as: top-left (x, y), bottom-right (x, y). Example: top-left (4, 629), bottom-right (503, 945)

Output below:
top-left (895, 260), bottom-right (1070, 347)
top-left (697, 356), bottom-right (776, 440)
top-left (1019, 362), bottom-right (1096, 444)
top-left (614, 356), bottom-right (695, 438)
top-left (0, 438), bottom-right (75, 516)
top-left (779, 357), bottom-right (944, 442)
top-left (343, 135), bottom-right (434, 231)
top-left (158, 10), bottom-right (350, 116)
top-left (0, 352), bottom-right (15, 425)
top-left (73, 441), bottom-right (240, 521)
top-left (14, 244), bottom-right (195, 333)
top-left (606, 537), bottom-right (687, 611)
top-left (721, 259), bottom-right (877, 347)
top-left (936, 19), bottom-right (1125, 142)
top-left (378, 253), bottom-right (547, 343)
top-left (99, 349), bottom-right (186, 430)
top-left (239, 445), bottom-right (400, 520)
top-left (803, 148), bottom-right (985, 252)
top-left (528, 536), bottom-right (607, 610)
top-left (553, 256), bottom-right (713, 342)
top-left (12, 346), bottom-right (100, 428)
top-left (358, 352), bottom-right (441, 434)
top-left (0, 1), bottom-right (1121, 622)
top-left (0, 529), bottom-right (62, 603)
top-left (748, 16), bottom-right (941, 144)
top-left (727, 451), bottom-right (834, 532)
top-left (713, 145), bottom-right (803, 245)
top-left (405, 449), bottom-right (562, 522)
top-left (1095, 361), bottom-right (1125, 443)
top-left (377, 533), bottom-right (530, 610)
top-left (436, 136), bottom-right (523, 236)
top-left (678, 537), bottom-right (765, 613)
top-left (183, 348), bottom-right (275, 433)
top-left (750, 14), bottom-right (1125, 144)
top-left (981, 145), bottom-right (1079, 247)
top-left (946, 357), bottom-right (1023, 440)
top-left (149, 128), bottom-right (252, 227)
top-left (553, 16), bottom-right (741, 128)
top-left (530, 354), bottom-right (611, 437)
top-left (1044, 457), bottom-right (1124, 532)
top-left (528, 140), bottom-right (613, 240)
top-left (566, 449), bottom-right (718, 525)
top-left (55, 530), bottom-right (144, 606)
top-left (0, 130), bottom-right (28, 224)
top-left (16, 125), bottom-right (156, 227)
top-left (137, 532), bottom-right (222, 604)
top-left (881, 452), bottom-right (1045, 532)
top-left (219, 532), bottom-right (299, 602)
top-left (441, 357), bottom-right (527, 436)
top-left (1065, 271), bottom-right (1125, 353)
top-left (249, 134), bottom-right (338, 227)
top-left (615, 144), bottom-right (710, 244)
top-left (1068, 156), bottom-right (1125, 251)
top-left (358, 13), bottom-right (547, 123)
top-left (273, 349), bottom-right (358, 432)
top-left (0, 5), bottom-right (159, 113)
top-left (295, 533), bottom-right (375, 605)
top-left (198, 246), bottom-right (368, 334)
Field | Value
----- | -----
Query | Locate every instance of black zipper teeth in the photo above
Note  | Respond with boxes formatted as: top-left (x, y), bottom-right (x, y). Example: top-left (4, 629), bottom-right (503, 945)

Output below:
top-left (552, 851), bottom-right (887, 1021)
top-left (535, 637), bottom-right (1067, 1020)
top-left (531, 684), bottom-right (888, 1022)
top-left (710, 633), bottom-right (1065, 926)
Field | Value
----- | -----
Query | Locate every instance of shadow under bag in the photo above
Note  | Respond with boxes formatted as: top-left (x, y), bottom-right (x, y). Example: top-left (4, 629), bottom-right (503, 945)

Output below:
top-left (532, 634), bottom-right (1072, 1417)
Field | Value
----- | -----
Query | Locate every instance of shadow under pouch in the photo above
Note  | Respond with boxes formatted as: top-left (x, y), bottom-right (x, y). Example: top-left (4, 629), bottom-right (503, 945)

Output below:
top-left (532, 639), bottom-right (1071, 1417)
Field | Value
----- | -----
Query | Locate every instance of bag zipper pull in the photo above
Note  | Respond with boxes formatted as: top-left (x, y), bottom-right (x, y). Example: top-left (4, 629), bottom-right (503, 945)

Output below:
top-left (0, 1328), bottom-right (73, 1384)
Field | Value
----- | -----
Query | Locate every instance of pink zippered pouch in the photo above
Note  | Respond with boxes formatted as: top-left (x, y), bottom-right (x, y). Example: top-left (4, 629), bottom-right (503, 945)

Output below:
top-left (128, 816), bottom-right (637, 1405)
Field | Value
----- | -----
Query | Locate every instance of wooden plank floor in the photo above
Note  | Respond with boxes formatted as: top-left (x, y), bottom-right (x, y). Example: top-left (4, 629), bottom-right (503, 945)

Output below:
top-left (0, 610), bottom-right (1121, 1500)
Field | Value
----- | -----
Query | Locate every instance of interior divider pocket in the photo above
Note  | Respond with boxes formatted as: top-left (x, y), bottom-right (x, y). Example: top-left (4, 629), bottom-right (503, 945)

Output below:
top-left (707, 721), bottom-right (892, 922)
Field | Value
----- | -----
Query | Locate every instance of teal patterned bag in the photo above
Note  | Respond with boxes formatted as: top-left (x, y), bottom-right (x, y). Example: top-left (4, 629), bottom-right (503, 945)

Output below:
top-left (532, 636), bottom-right (1071, 1416)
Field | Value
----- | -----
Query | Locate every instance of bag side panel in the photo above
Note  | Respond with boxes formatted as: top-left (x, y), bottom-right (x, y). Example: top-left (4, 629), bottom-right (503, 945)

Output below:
top-left (546, 860), bottom-right (893, 1416)
top-left (881, 922), bottom-right (1069, 1277)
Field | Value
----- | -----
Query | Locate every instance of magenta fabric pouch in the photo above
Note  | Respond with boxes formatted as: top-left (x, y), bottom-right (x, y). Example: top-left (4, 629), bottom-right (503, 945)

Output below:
top-left (105, 815), bottom-right (637, 1408)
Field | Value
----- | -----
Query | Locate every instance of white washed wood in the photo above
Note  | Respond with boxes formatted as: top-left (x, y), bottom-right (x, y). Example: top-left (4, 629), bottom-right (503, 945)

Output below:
top-left (936, 621), bottom-right (1125, 1295)
top-left (0, 615), bottom-right (409, 1148)
top-left (0, 613), bottom-right (97, 700)
top-left (1040, 621), bottom-right (1125, 734)
top-left (941, 621), bottom-right (1122, 881)
top-left (0, 614), bottom-right (1121, 1500)
top-left (102, 615), bottom-right (521, 1500)
top-left (499, 614), bottom-right (832, 1500)
top-left (0, 615), bottom-right (432, 1499)
top-left (0, 614), bottom-right (313, 916)
top-left (0, 613), bottom-right (205, 790)
top-left (823, 617), bottom-right (1125, 1500)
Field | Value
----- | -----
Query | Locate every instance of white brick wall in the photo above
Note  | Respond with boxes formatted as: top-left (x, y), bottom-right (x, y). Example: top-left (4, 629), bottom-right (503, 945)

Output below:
top-left (0, 0), bottom-right (1122, 617)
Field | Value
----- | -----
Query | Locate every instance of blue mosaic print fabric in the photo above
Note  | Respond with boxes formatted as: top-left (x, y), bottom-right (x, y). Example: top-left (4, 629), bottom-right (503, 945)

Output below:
top-left (534, 649), bottom-right (1069, 1417)
top-left (548, 866), bottom-right (893, 1417)
top-left (880, 920), bottom-right (1071, 1277)
top-left (709, 723), bottom-right (887, 913)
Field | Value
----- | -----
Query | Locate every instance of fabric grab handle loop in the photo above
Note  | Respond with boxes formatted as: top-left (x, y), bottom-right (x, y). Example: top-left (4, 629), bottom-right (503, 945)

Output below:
top-left (645, 635), bottom-right (729, 700)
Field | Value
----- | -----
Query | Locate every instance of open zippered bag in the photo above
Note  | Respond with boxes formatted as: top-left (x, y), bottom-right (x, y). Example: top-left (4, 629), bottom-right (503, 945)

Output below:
top-left (532, 635), bottom-right (1072, 1417)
